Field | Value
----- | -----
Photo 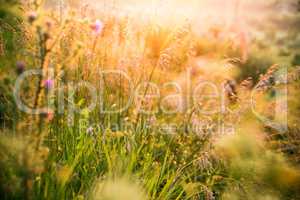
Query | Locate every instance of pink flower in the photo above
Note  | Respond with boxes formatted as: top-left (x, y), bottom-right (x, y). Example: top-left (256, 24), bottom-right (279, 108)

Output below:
top-left (44, 79), bottom-right (54, 90)
top-left (47, 111), bottom-right (54, 121)
top-left (90, 20), bottom-right (104, 35)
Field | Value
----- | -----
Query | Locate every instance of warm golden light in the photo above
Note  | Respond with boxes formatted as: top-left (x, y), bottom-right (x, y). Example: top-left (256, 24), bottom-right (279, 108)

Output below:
top-left (1, 0), bottom-right (299, 199)
top-left (61, 0), bottom-right (292, 33)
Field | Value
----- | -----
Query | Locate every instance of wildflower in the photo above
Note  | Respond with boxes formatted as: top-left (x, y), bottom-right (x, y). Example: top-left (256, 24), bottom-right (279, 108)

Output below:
top-left (90, 19), bottom-right (104, 35)
top-left (28, 11), bottom-right (37, 23)
top-left (47, 112), bottom-right (54, 121)
top-left (44, 79), bottom-right (54, 90)
top-left (40, 108), bottom-right (54, 122)
top-left (16, 61), bottom-right (25, 74)
top-left (87, 127), bottom-right (94, 135)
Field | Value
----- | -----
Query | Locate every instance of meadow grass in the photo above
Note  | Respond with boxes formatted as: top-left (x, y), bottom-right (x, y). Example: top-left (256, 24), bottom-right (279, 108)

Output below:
top-left (1, 1), bottom-right (300, 200)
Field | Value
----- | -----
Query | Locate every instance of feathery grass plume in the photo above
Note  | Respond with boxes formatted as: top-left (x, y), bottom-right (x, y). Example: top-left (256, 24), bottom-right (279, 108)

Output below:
top-left (145, 25), bottom-right (173, 59)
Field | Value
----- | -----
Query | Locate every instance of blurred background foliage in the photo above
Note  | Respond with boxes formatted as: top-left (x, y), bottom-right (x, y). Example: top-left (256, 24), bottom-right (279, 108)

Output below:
top-left (0, 0), bottom-right (23, 129)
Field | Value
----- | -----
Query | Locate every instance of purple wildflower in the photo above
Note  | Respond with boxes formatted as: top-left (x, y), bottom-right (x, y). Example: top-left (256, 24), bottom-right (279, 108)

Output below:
top-left (16, 61), bottom-right (25, 74)
top-left (90, 20), bottom-right (104, 35)
top-left (44, 79), bottom-right (54, 90)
